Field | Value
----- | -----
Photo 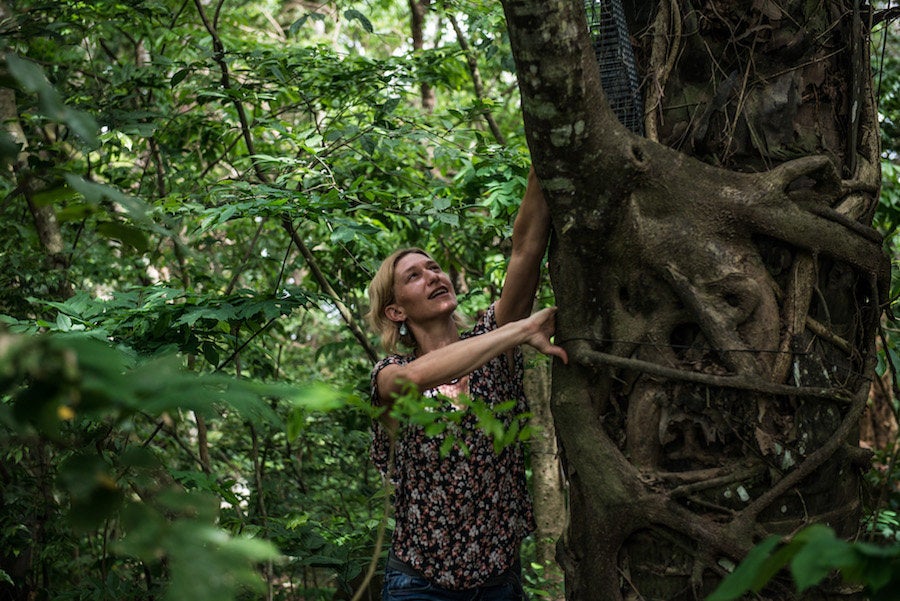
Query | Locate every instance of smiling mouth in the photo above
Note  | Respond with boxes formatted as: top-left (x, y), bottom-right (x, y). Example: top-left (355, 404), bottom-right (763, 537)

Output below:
top-left (429, 288), bottom-right (449, 299)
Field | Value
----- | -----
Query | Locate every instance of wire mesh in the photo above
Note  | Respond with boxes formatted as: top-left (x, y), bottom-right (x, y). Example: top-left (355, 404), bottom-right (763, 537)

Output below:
top-left (585, 0), bottom-right (644, 135)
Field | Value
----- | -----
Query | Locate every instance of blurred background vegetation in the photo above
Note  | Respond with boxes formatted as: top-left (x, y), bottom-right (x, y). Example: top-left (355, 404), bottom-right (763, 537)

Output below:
top-left (0, 1), bottom-right (897, 600)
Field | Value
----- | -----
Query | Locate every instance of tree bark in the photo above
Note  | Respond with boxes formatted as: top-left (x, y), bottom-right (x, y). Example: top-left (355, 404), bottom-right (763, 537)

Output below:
top-left (409, 0), bottom-right (436, 112)
top-left (1, 81), bottom-right (71, 299)
top-left (502, 1), bottom-right (888, 599)
top-left (523, 347), bottom-right (565, 598)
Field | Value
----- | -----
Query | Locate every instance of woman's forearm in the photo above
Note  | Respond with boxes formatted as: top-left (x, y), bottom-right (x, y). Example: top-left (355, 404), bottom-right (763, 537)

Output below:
top-left (376, 308), bottom-right (565, 403)
top-left (378, 321), bottom-right (528, 401)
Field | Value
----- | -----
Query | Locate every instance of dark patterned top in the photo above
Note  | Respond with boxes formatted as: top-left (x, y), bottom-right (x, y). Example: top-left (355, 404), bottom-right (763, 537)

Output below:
top-left (370, 303), bottom-right (536, 590)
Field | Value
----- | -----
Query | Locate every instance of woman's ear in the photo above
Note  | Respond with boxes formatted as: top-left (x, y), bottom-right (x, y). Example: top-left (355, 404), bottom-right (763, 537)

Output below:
top-left (384, 304), bottom-right (405, 324)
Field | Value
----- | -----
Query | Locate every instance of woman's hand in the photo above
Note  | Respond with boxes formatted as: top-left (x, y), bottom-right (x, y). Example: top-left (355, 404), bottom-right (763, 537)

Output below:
top-left (521, 306), bottom-right (568, 364)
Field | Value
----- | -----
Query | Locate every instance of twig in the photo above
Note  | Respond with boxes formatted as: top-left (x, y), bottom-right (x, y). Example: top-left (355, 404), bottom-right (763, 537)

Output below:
top-left (805, 315), bottom-right (853, 354)
top-left (250, 424), bottom-right (274, 601)
top-left (772, 254), bottom-right (815, 383)
top-left (669, 464), bottom-right (767, 498)
top-left (215, 316), bottom-right (279, 372)
top-left (225, 218), bottom-right (266, 295)
top-left (645, 0), bottom-right (681, 141)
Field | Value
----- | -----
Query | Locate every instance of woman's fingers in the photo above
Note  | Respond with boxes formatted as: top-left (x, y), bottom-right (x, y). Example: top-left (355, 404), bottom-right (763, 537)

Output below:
top-left (527, 307), bottom-right (567, 363)
top-left (550, 344), bottom-right (568, 364)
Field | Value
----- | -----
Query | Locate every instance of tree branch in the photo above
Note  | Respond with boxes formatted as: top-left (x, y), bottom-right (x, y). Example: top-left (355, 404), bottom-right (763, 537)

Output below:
top-left (192, 0), bottom-right (377, 363)
top-left (281, 217), bottom-right (378, 362)
top-left (447, 11), bottom-right (506, 145)
top-left (569, 340), bottom-right (855, 402)
top-left (737, 380), bottom-right (870, 524)
top-left (645, 0), bottom-right (681, 142)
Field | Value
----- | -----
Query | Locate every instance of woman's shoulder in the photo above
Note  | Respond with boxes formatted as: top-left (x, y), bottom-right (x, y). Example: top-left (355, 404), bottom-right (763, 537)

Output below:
top-left (372, 352), bottom-right (415, 373)
top-left (462, 302), bottom-right (498, 339)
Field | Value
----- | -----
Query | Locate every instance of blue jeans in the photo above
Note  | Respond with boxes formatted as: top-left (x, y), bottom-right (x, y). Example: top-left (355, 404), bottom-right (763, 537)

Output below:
top-left (381, 567), bottom-right (526, 601)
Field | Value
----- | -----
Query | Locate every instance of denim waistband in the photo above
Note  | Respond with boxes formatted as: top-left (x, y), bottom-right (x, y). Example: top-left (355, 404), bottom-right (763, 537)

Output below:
top-left (385, 549), bottom-right (520, 589)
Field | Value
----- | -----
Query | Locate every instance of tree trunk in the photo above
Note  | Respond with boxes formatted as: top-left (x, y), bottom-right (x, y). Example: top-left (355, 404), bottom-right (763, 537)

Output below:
top-left (409, 0), bottom-right (435, 112)
top-left (502, 1), bottom-right (888, 599)
top-left (524, 348), bottom-right (565, 599)
top-left (0, 79), bottom-right (71, 299)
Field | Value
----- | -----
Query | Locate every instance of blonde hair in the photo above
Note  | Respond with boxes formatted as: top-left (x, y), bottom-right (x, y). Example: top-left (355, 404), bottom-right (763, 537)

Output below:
top-left (366, 248), bottom-right (467, 354)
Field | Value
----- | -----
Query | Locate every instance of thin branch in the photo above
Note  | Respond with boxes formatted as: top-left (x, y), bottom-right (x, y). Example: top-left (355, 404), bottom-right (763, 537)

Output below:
top-left (669, 464), bottom-right (767, 498)
top-left (350, 445), bottom-right (394, 601)
top-left (447, 12), bottom-right (506, 145)
top-left (805, 315), bottom-right (853, 354)
top-left (192, 0), bottom-right (267, 184)
top-left (644, 0), bottom-right (681, 141)
top-left (570, 340), bottom-right (855, 402)
top-left (282, 217), bottom-right (379, 362)
top-left (249, 424), bottom-right (274, 601)
top-left (215, 316), bottom-right (279, 372)
top-left (225, 218), bottom-right (266, 295)
top-left (873, 6), bottom-right (900, 25)
top-left (773, 254), bottom-right (815, 383)
top-left (737, 380), bottom-right (870, 523)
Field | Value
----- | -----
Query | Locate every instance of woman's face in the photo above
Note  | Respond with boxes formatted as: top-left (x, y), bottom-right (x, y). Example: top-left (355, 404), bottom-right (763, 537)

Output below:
top-left (388, 252), bottom-right (457, 324)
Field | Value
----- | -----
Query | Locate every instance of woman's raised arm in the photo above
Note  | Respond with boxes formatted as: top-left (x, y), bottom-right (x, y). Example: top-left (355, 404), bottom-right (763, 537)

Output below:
top-left (495, 166), bottom-right (552, 327)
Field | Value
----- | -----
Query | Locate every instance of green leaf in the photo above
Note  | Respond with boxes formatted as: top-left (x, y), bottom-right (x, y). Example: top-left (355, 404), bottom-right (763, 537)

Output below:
top-left (96, 221), bottom-right (151, 252)
top-left (706, 536), bottom-right (783, 601)
top-left (344, 9), bottom-right (373, 32)
top-left (381, 97), bottom-right (400, 114)
top-left (790, 525), bottom-right (854, 591)
top-left (30, 184), bottom-right (80, 208)
top-left (171, 67), bottom-right (191, 87)
top-left (201, 341), bottom-right (220, 366)
top-left (56, 313), bottom-right (72, 332)
top-left (64, 176), bottom-right (171, 238)
top-left (286, 409), bottom-right (306, 443)
top-left (6, 53), bottom-right (99, 148)
top-left (287, 382), bottom-right (346, 413)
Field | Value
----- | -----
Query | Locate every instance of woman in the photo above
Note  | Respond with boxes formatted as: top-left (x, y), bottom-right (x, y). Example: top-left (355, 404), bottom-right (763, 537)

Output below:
top-left (366, 167), bottom-right (567, 601)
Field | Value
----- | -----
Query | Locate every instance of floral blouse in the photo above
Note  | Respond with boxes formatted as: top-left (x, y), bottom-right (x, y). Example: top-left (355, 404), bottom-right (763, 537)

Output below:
top-left (370, 304), bottom-right (536, 590)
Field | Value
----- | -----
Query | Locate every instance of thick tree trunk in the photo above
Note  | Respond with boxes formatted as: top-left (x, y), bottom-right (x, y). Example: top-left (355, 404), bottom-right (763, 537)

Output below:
top-left (502, 1), bottom-right (888, 599)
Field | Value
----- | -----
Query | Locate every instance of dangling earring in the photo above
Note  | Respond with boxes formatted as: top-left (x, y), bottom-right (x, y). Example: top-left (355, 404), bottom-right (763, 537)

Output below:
top-left (399, 321), bottom-right (409, 337)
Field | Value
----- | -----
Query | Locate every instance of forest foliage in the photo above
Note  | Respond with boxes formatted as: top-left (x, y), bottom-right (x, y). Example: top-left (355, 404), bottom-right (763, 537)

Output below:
top-left (0, 1), bottom-right (899, 600)
top-left (1, 0), bottom-right (546, 599)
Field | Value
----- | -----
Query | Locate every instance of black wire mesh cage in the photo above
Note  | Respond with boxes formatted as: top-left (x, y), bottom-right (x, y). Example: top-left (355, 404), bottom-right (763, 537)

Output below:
top-left (585, 0), bottom-right (645, 135)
